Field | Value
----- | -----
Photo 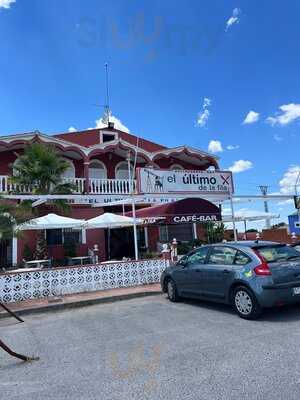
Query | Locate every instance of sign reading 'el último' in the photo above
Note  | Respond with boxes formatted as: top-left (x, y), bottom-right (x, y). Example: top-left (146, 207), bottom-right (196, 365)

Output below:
top-left (137, 168), bottom-right (234, 195)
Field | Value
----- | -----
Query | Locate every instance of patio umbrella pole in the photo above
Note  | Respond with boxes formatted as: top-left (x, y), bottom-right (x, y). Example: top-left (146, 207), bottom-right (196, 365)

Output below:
top-left (0, 302), bottom-right (24, 323)
top-left (229, 192), bottom-right (238, 242)
top-left (0, 338), bottom-right (38, 362)
top-left (132, 199), bottom-right (139, 261)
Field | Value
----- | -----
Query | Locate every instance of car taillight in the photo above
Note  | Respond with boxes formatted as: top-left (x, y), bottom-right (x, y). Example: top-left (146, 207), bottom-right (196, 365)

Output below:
top-left (253, 250), bottom-right (272, 276)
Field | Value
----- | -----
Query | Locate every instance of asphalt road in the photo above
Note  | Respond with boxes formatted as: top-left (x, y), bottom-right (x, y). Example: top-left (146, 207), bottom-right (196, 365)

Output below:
top-left (1, 295), bottom-right (300, 400)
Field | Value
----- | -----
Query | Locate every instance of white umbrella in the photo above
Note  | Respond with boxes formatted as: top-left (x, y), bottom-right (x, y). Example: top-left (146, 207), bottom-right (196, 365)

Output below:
top-left (84, 212), bottom-right (142, 229)
top-left (17, 213), bottom-right (85, 230)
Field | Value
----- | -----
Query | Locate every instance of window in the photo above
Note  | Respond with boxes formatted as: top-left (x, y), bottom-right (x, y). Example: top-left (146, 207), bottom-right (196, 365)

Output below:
top-left (64, 229), bottom-right (82, 244)
top-left (89, 160), bottom-right (107, 180)
top-left (12, 158), bottom-right (21, 176)
top-left (100, 131), bottom-right (117, 143)
top-left (208, 246), bottom-right (237, 265)
top-left (102, 133), bottom-right (115, 143)
top-left (187, 247), bottom-right (209, 265)
top-left (46, 229), bottom-right (82, 246)
top-left (159, 226), bottom-right (168, 242)
top-left (235, 251), bottom-right (251, 265)
top-left (158, 224), bottom-right (194, 242)
top-left (46, 229), bottom-right (62, 245)
top-left (61, 159), bottom-right (75, 179)
top-left (115, 161), bottom-right (133, 180)
top-left (256, 245), bottom-right (300, 263)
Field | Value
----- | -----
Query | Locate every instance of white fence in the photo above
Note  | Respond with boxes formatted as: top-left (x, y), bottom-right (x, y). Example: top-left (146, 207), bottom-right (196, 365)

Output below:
top-left (0, 259), bottom-right (168, 303)
top-left (0, 175), bottom-right (136, 195)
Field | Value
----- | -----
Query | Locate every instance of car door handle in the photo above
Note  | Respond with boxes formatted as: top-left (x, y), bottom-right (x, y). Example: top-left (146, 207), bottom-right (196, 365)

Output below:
top-left (223, 269), bottom-right (230, 274)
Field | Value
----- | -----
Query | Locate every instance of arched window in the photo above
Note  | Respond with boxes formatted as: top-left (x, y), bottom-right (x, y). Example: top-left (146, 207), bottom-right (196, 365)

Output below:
top-left (170, 164), bottom-right (184, 170)
top-left (89, 160), bottom-right (107, 180)
top-left (12, 158), bottom-right (21, 176)
top-left (61, 159), bottom-right (75, 179)
top-left (115, 161), bottom-right (134, 180)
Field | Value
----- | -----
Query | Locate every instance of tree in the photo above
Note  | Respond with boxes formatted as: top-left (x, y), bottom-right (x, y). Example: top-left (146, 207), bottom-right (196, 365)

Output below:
top-left (204, 222), bottom-right (226, 244)
top-left (12, 142), bottom-right (76, 214)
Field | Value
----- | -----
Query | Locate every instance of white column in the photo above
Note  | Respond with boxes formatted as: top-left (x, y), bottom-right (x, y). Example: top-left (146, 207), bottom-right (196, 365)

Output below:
top-left (12, 237), bottom-right (18, 266)
top-left (193, 223), bottom-right (197, 239)
top-left (82, 229), bottom-right (87, 244)
top-left (144, 226), bottom-right (149, 249)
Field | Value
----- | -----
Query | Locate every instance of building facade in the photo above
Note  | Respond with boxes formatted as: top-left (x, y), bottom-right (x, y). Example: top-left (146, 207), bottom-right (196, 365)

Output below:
top-left (0, 125), bottom-right (220, 266)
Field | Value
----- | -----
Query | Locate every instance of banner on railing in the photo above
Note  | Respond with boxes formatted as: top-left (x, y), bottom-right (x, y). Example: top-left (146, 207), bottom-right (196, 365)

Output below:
top-left (136, 168), bottom-right (234, 195)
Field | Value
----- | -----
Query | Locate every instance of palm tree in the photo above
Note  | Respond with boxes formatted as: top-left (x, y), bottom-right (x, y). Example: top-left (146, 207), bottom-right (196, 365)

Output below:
top-left (0, 200), bottom-right (32, 241)
top-left (12, 142), bottom-right (76, 213)
top-left (12, 142), bottom-right (74, 194)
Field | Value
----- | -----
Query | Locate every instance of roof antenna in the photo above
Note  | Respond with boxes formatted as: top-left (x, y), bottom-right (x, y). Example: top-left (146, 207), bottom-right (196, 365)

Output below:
top-left (104, 63), bottom-right (111, 127)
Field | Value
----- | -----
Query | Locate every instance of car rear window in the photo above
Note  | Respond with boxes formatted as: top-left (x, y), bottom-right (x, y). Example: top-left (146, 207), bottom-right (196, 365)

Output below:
top-left (255, 245), bottom-right (300, 263)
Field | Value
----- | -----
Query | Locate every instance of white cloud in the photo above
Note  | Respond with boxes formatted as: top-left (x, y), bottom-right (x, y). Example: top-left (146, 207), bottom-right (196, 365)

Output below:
top-left (277, 199), bottom-right (294, 206)
top-left (266, 103), bottom-right (300, 126)
top-left (208, 140), bottom-right (223, 153)
top-left (196, 97), bottom-right (211, 128)
top-left (225, 8), bottom-right (241, 31)
top-left (68, 126), bottom-right (77, 132)
top-left (0, 0), bottom-right (15, 9)
top-left (279, 165), bottom-right (300, 194)
top-left (229, 160), bottom-right (253, 173)
top-left (273, 133), bottom-right (283, 142)
top-left (227, 144), bottom-right (239, 150)
top-left (95, 110), bottom-right (130, 133)
top-left (243, 110), bottom-right (260, 125)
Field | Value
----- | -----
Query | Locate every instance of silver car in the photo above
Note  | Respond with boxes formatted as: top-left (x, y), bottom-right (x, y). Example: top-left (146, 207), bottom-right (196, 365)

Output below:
top-left (161, 241), bottom-right (300, 319)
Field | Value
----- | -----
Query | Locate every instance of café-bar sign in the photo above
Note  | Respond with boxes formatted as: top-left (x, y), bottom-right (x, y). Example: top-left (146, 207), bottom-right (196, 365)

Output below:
top-left (137, 168), bottom-right (234, 195)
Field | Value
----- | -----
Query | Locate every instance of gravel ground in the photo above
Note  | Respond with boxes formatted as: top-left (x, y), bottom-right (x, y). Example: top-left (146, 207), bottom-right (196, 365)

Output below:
top-left (1, 295), bottom-right (300, 400)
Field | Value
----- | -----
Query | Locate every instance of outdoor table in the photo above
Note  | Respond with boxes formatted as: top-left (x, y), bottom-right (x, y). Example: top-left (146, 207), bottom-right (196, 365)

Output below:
top-left (68, 256), bottom-right (92, 266)
top-left (25, 259), bottom-right (50, 269)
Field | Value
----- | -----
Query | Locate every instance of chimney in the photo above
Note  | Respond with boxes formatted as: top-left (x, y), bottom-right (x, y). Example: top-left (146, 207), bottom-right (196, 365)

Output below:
top-left (108, 121), bottom-right (114, 129)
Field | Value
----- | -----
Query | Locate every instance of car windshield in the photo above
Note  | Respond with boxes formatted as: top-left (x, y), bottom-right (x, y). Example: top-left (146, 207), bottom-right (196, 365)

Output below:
top-left (256, 245), bottom-right (300, 263)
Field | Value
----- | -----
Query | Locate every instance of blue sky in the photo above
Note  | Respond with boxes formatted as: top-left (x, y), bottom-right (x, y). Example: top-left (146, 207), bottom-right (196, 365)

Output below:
top-left (0, 0), bottom-right (299, 227)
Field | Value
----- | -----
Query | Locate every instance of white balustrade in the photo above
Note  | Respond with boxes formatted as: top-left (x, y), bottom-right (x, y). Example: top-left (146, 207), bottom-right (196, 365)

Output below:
top-left (0, 175), bottom-right (136, 195)
top-left (62, 177), bottom-right (86, 194)
top-left (89, 178), bottom-right (136, 194)
top-left (0, 176), bottom-right (32, 194)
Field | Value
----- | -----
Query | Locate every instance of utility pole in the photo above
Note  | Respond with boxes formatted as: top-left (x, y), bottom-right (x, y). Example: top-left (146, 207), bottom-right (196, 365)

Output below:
top-left (259, 185), bottom-right (271, 229)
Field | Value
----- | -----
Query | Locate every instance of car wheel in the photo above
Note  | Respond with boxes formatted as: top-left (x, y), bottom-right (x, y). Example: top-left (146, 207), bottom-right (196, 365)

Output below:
top-left (232, 286), bottom-right (262, 320)
top-left (167, 279), bottom-right (179, 302)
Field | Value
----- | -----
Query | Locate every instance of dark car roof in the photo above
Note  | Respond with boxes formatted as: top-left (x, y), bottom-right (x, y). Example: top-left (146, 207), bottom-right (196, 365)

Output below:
top-left (201, 241), bottom-right (284, 249)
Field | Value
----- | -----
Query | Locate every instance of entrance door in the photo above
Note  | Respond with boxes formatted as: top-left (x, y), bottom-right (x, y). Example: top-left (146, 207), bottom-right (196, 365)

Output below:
top-left (107, 228), bottom-right (146, 260)
top-left (107, 228), bottom-right (134, 260)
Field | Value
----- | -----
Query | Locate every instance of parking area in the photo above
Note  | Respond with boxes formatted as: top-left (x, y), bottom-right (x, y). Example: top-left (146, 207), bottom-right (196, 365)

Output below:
top-left (1, 295), bottom-right (300, 400)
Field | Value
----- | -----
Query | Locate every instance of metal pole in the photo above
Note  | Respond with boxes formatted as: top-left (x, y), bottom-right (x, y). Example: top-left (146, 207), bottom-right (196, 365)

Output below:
top-left (127, 153), bottom-right (139, 260)
top-left (230, 193), bottom-right (238, 241)
top-left (259, 185), bottom-right (271, 229)
top-left (244, 220), bottom-right (247, 240)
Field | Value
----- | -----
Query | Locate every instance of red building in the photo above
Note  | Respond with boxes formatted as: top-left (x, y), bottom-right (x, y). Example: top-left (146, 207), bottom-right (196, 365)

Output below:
top-left (0, 124), bottom-right (220, 266)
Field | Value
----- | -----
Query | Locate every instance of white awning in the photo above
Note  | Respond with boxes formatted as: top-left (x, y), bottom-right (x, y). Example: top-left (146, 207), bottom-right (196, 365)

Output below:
top-left (222, 210), bottom-right (280, 223)
top-left (84, 213), bottom-right (142, 229)
top-left (17, 213), bottom-right (85, 230)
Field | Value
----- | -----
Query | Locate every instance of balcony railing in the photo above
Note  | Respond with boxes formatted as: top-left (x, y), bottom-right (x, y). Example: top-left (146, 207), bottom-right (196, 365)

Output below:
top-left (0, 176), bottom-right (136, 195)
